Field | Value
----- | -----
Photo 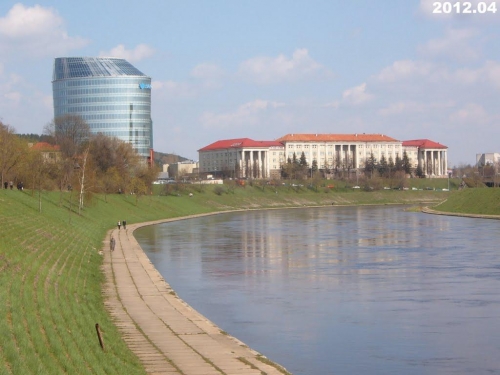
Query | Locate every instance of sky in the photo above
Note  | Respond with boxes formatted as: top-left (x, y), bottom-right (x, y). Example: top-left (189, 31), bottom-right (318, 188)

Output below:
top-left (0, 1), bottom-right (499, 166)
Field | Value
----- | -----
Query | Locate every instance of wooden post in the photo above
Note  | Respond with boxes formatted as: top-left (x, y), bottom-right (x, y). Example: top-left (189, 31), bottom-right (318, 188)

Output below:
top-left (95, 323), bottom-right (105, 351)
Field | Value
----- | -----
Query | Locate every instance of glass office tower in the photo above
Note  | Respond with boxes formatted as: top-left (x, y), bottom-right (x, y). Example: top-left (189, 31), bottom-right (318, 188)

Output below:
top-left (52, 57), bottom-right (153, 157)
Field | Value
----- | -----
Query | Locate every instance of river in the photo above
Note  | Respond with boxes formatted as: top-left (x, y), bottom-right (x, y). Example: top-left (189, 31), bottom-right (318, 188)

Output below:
top-left (135, 206), bottom-right (500, 375)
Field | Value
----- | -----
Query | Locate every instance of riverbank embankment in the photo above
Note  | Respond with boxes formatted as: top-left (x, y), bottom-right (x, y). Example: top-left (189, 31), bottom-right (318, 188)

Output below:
top-left (103, 213), bottom-right (290, 375)
top-left (0, 188), bottom-right (460, 374)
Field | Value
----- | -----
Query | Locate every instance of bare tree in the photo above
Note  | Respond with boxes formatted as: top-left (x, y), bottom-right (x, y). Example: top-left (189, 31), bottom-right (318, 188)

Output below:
top-left (47, 114), bottom-right (90, 158)
top-left (78, 146), bottom-right (90, 215)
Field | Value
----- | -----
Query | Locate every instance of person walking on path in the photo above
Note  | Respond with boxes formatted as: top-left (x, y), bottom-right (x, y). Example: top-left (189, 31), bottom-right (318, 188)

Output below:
top-left (117, 221), bottom-right (121, 230)
top-left (110, 236), bottom-right (116, 251)
top-left (122, 220), bottom-right (127, 230)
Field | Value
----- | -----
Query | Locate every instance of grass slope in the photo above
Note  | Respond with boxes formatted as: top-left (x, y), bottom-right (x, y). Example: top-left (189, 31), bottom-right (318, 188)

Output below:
top-left (0, 185), bottom-right (447, 374)
top-left (433, 188), bottom-right (500, 215)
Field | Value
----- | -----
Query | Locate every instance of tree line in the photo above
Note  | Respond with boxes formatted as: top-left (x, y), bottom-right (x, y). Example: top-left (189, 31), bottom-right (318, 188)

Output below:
top-left (0, 115), bottom-right (159, 211)
top-left (281, 150), bottom-right (418, 180)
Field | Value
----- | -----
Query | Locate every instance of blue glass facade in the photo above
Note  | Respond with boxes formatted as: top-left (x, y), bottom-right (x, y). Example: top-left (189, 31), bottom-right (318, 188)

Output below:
top-left (52, 57), bottom-right (153, 157)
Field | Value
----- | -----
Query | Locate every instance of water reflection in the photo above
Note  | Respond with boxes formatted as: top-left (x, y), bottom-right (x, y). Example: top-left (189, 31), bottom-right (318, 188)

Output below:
top-left (135, 206), bottom-right (500, 375)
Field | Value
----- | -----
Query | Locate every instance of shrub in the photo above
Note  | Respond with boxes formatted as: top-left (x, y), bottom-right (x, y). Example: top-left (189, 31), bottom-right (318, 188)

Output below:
top-left (213, 185), bottom-right (226, 195)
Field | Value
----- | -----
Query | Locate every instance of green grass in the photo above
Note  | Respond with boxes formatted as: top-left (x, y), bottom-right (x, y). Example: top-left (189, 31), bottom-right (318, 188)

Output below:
top-left (0, 184), bottom-right (450, 374)
top-left (433, 187), bottom-right (500, 215)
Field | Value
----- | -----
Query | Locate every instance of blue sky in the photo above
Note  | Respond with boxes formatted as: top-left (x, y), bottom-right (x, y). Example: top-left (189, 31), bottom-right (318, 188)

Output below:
top-left (0, 1), bottom-right (499, 165)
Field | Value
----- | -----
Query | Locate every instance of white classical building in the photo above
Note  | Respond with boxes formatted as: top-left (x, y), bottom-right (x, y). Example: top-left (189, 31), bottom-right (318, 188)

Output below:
top-left (277, 133), bottom-right (404, 170)
top-left (402, 139), bottom-right (448, 177)
top-left (198, 138), bottom-right (285, 179)
top-left (198, 134), bottom-right (449, 178)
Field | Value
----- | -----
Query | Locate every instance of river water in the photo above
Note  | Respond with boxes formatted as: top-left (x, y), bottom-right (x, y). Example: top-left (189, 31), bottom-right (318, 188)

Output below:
top-left (134, 206), bottom-right (500, 375)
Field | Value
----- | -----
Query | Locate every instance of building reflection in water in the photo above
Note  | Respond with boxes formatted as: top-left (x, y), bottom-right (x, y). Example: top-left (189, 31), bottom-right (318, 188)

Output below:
top-left (135, 206), bottom-right (499, 375)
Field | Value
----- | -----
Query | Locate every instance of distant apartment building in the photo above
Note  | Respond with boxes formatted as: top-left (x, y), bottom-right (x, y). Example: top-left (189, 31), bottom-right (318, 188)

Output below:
top-left (476, 153), bottom-right (500, 167)
top-left (198, 138), bottom-right (285, 179)
top-left (168, 160), bottom-right (199, 179)
top-left (198, 134), bottom-right (448, 178)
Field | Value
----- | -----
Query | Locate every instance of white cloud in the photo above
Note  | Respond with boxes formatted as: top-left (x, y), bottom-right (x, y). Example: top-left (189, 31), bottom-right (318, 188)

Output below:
top-left (191, 63), bottom-right (224, 80)
top-left (238, 48), bottom-right (332, 84)
top-left (341, 83), bottom-right (373, 106)
top-left (449, 103), bottom-right (489, 124)
top-left (190, 63), bottom-right (224, 89)
top-left (152, 80), bottom-right (199, 99)
top-left (0, 4), bottom-right (88, 59)
top-left (200, 99), bottom-right (285, 129)
top-left (376, 60), bottom-right (438, 83)
top-left (454, 60), bottom-right (500, 88)
top-left (378, 100), bottom-right (455, 116)
top-left (322, 101), bottom-right (339, 109)
top-left (418, 28), bottom-right (480, 61)
top-left (99, 44), bottom-right (155, 62)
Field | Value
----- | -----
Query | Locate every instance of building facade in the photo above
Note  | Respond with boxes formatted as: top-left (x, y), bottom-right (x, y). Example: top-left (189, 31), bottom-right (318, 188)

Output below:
top-left (198, 138), bottom-right (285, 179)
top-left (199, 134), bottom-right (449, 179)
top-left (168, 160), bottom-right (199, 179)
top-left (277, 133), bottom-right (404, 170)
top-left (476, 153), bottom-right (500, 167)
top-left (52, 57), bottom-right (153, 158)
top-left (402, 139), bottom-right (448, 177)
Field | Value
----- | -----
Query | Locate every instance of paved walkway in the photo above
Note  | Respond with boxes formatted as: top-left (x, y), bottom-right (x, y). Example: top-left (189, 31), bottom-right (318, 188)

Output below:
top-left (102, 216), bottom-right (289, 375)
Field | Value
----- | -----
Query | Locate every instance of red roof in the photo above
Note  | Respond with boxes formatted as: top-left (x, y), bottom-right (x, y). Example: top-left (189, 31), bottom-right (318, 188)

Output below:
top-left (402, 139), bottom-right (447, 149)
top-left (31, 142), bottom-right (60, 151)
top-left (198, 138), bottom-right (284, 151)
top-left (277, 133), bottom-right (399, 142)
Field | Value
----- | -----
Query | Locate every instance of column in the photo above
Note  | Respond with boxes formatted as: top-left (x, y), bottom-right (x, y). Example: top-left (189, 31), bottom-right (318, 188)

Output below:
top-left (437, 150), bottom-right (441, 176)
top-left (257, 150), bottom-right (262, 178)
top-left (424, 150), bottom-right (428, 176)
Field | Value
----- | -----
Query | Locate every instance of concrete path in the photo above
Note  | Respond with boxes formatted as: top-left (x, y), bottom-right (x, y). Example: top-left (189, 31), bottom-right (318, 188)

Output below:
top-left (102, 217), bottom-right (289, 375)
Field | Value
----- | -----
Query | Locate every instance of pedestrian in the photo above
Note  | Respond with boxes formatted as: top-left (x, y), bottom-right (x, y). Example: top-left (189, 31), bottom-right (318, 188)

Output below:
top-left (9, 181), bottom-right (13, 190)
top-left (122, 220), bottom-right (127, 230)
top-left (3, 181), bottom-right (7, 189)
top-left (117, 221), bottom-right (121, 230)
top-left (110, 237), bottom-right (116, 251)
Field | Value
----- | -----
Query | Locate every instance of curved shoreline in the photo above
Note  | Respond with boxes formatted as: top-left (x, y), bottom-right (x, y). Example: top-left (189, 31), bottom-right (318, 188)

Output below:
top-left (102, 203), bottom-right (484, 375)
top-left (422, 206), bottom-right (500, 220)
top-left (102, 210), bottom-right (291, 375)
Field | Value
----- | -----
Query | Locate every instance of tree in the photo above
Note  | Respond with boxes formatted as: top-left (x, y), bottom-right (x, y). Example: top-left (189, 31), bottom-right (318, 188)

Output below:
top-left (364, 152), bottom-right (377, 178)
top-left (78, 146), bottom-right (90, 215)
top-left (0, 122), bottom-right (26, 186)
top-left (388, 156), bottom-right (395, 178)
top-left (402, 151), bottom-right (412, 175)
top-left (334, 151), bottom-right (342, 177)
top-left (378, 154), bottom-right (388, 177)
top-left (128, 176), bottom-right (148, 206)
top-left (395, 154), bottom-right (403, 172)
top-left (299, 152), bottom-right (308, 168)
top-left (311, 159), bottom-right (318, 173)
top-left (47, 114), bottom-right (90, 158)
top-left (415, 164), bottom-right (424, 178)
